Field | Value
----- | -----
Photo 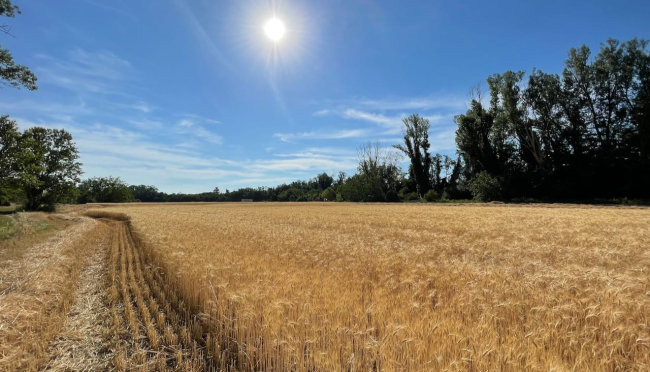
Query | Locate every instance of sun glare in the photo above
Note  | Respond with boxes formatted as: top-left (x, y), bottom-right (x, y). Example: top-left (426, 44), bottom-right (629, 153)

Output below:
top-left (264, 18), bottom-right (286, 42)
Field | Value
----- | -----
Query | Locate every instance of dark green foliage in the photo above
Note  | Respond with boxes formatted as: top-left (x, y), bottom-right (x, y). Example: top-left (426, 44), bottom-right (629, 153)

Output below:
top-left (18, 127), bottom-right (82, 211)
top-left (78, 176), bottom-right (134, 203)
top-left (402, 192), bottom-right (420, 202)
top-left (0, 0), bottom-right (37, 90)
top-left (315, 172), bottom-right (334, 190)
top-left (454, 38), bottom-right (650, 201)
top-left (129, 184), bottom-right (166, 202)
top-left (0, 46), bottom-right (36, 90)
top-left (337, 174), bottom-right (370, 202)
top-left (321, 187), bottom-right (336, 201)
top-left (0, 187), bottom-right (9, 206)
top-left (424, 189), bottom-right (440, 202)
top-left (0, 115), bottom-right (20, 179)
top-left (469, 171), bottom-right (502, 202)
top-left (394, 114), bottom-right (432, 197)
top-left (357, 142), bottom-right (403, 202)
top-left (1, 119), bottom-right (82, 211)
top-left (0, 0), bottom-right (20, 17)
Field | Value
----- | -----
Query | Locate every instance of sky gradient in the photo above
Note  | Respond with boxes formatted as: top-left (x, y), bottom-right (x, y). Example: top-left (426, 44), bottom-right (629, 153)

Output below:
top-left (1, 0), bottom-right (649, 193)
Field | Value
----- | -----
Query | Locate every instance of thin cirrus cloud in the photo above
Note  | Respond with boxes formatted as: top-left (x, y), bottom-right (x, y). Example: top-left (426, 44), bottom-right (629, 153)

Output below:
top-left (273, 129), bottom-right (371, 142)
top-left (176, 119), bottom-right (224, 145)
top-left (131, 102), bottom-right (154, 113)
top-left (31, 47), bottom-right (226, 149)
top-left (273, 93), bottom-right (465, 155)
top-left (356, 95), bottom-right (466, 111)
top-left (35, 49), bottom-right (131, 80)
top-left (34, 49), bottom-right (133, 95)
top-left (14, 113), bottom-right (358, 193)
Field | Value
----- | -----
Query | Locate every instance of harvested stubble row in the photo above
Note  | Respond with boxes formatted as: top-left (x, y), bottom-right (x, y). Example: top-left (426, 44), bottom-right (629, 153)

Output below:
top-left (100, 214), bottom-right (206, 371)
top-left (95, 203), bottom-right (650, 371)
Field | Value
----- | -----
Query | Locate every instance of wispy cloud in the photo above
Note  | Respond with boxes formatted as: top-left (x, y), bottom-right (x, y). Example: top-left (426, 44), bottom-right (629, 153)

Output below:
top-left (247, 156), bottom-right (358, 172)
top-left (131, 102), bottom-right (154, 113)
top-left (341, 109), bottom-right (401, 128)
top-left (178, 113), bottom-right (220, 125)
top-left (297, 93), bottom-right (464, 147)
top-left (15, 116), bottom-right (359, 192)
top-left (356, 95), bottom-right (465, 111)
top-left (176, 118), bottom-right (223, 145)
top-left (0, 99), bottom-right (91, 117)
top-left (310, 107), bottom-right (453, 135)
top-left (429, 128), bottom-right (458, 152)
top-left (127, 119), bottom-right (162, 130)
top-left (37, 49), bottom-right (131, 80)
top-left (313, 109), bottom-right (330, 116)
top-left (35, 48), bottom-right (134, 95)
top-left (273, 129), bottom-right (370, 142)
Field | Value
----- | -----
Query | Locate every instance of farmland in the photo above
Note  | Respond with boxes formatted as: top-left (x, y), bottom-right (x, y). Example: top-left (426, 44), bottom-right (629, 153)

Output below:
top-left (1, 203), bottom-right (649, 371)
top-left (99, 203), bottom-right (650, 371)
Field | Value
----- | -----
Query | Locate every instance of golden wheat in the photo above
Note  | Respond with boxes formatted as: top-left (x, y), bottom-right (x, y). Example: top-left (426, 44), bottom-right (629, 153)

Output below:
top-left (91, 203), bottom-right (650, 371)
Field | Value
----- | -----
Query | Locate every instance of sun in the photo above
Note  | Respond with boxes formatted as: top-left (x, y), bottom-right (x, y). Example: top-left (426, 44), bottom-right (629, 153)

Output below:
top-left (264, 18), bottom-right (286, 42)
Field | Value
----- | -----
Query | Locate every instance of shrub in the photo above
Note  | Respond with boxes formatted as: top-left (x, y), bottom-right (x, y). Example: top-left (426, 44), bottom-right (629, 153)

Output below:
top-left (424, 189), bottom-right (440, 202)
top-left (403, 192), bottom-right (420, 202)
top-left (321, 187), bottom-right (336, 201)
top-left (336, 193), bottom-right (343, 202)
top-left (469, 171), bottom-right (502, 202)
top-left (0, 190), bottom-right (10, 206)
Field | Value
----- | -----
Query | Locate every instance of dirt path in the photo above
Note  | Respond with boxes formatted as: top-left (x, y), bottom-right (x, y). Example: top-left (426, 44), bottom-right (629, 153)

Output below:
top-left (1, 212), bottom-right (209, 371)
top-left (41, 234), bottom-right (113, 371)
top-left (38, 216), bottom-right (207, 371)
top-left (0, 216), bottom-right (101, 371)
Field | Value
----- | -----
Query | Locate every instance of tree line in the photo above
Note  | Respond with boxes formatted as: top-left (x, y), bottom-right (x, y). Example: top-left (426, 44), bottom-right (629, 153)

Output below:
top-left (0, 1), bottom-right (648, 210)
top-left (75, 38), bottom-right (650, 205)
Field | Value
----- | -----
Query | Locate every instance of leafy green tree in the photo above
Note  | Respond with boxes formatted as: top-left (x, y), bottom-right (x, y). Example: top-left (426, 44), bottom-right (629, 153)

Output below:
top-left (129, 185), bottom-right (166, 202)
top-left (0, 115), bottom-right (22, 205)
top-left (278, 187), bottom-right (304, 202)
top-left (337, 174), bottom-right (370, 202)
top-left (314, 172), bottom-right (334, 190)
top-left (19, 127), bottom-right (82, 211)
top-left (429, 153), bottom-right (459, 195)
top-left (0, 0), bottom-right (37, 90)
top-left (0, 115), bottom-right (20, 178)
top-left (454, 38), bottom-right (650, 200)
top-left (321, 187), bottom-right (336, 201)
top-left (469, 171), bottom-right (502, 202)
top-left (334, 171), bottom-right (347, 187)
top-left (78, 176), bottom-right (134, 203)
top-left (394, 114), bottom-right (432, 197)
top-left (358, 141), bottom-right (402, 202)
top-left (455, 98), bottom-right (513, 178)
top-left (424, 189), bottom-right (440, 202)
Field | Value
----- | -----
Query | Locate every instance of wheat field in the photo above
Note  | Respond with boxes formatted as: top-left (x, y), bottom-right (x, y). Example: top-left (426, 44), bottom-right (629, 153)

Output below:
top-left (81, 203), bottom-right (649, 371)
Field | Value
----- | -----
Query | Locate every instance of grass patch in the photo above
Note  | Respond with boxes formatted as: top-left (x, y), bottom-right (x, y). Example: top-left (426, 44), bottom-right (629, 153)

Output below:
top-left (0, 215), bottom-right (17, 239)
top-left (0, 213), bottom-right (69, 243)
top-left (0, 204), bottom-right (17, 215)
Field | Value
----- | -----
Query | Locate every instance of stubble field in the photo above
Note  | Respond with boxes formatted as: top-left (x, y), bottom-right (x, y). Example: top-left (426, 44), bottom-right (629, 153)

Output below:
top-left (88, 203), bottom-right (650, 371)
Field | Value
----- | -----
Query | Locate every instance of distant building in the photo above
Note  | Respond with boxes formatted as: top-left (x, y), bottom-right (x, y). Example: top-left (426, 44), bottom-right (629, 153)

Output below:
top-left (241, 199), bottom-right (254, 202)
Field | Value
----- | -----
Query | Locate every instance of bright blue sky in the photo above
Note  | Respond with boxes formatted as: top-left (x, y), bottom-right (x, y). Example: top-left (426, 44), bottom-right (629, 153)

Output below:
top-left (1, 0), bottom-right (648, 193)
